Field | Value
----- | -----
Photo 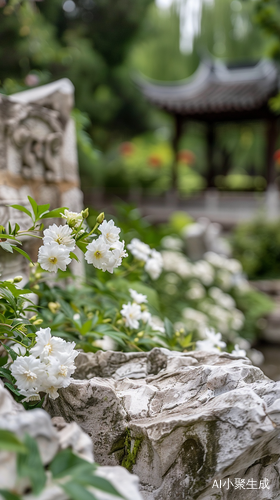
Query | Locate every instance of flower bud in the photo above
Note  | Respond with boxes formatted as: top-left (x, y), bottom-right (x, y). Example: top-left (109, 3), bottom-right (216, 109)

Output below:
top-left (48, 302), bottom-right (60, 314)
top-left (13, 276), bottom-right (23, 283)
top-left (81, 208), bottom-right (89, 219)
top-left (30, 315), bottom-right (38, 322)
top-left (33, 319), bottom-right (43, 326)
top-left (96, 212), bottom-right (105, 224)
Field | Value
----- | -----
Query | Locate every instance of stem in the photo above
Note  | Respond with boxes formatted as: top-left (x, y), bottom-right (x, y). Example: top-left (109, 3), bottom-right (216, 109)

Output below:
top-left (0, 338), bottom-right (28, 349)
top-left (88, 222), bottom-right (99, 236)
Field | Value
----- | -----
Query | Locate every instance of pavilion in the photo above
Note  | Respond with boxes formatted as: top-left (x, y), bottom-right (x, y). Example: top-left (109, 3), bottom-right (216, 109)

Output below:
top-left (136, 59), bottom-right (280, 191)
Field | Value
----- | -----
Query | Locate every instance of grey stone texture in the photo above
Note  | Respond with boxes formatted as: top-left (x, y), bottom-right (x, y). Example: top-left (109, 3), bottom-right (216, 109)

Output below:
top-left (0, 380), bottom-right (143, 500)
top-left (45, 348), bottom-right (280, 499)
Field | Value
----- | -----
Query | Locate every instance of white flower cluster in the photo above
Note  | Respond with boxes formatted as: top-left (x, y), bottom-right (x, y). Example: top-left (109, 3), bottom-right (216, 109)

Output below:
top-left (120, 289), bottom-right (165, 332)
top-left (37, 211), bottom-right (127, 274)
top-left (85, 220), bottom-right (127, 273)
top-left (10, 328), bottom-right (78, 401)
top-left (127, 238), bottom-right (163, 280)
top-left (196, 328), bottom-right (226, 353)
top-left (38, 223), bottom-right (74, 273)
top-left (196, 328), bottom-right (247, 357)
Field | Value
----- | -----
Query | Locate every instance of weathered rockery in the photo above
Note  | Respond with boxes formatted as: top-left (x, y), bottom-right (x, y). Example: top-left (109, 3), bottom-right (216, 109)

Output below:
top-left (0, 380), bottom-right (143, 500)
top-left (46, 348), bottom-right (280, 499)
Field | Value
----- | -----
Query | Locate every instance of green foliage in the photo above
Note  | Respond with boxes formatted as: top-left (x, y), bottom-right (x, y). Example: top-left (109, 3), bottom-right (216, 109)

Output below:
top-left (232, 217), bottom-right (280, 279)
top-left (121, 429), bottom-right (142, 472)
top-left (0, 431), bottom-right (124, 499)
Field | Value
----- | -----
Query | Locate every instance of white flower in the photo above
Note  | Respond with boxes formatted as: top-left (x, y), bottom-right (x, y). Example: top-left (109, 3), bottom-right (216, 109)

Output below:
top-left (121, 302), bottom-right (142, 329)
top-left (225, 259), bottom-right (242, 274)
top-left (196, 340), bottom-right (221, 353)
top-left (10, 355), bottom-right (45, 391)
top-left (145, 251), bottom-right (163, 280)
top-left (161, 250), bottom-right (193, 278)
top-left (141, 310), bottom-right (152, 324)
top-left (47, 355), bottom-right (76, 388)
top-left (108, 240), bottom-right (128, 271)
top-left (127, 238), bottom-right (151, 262)
top-left (129, 289), bottom-right (148, 304)
top-left (186, 282), bottom-right (205, 300)
top-left (44, 385), bottom-right (60, 400)
top-left (85, 238), bottom-right (111, 271)
top-left (192, 261), bottom-right (214, 285)
top-left (38, 243), bottom-right (71, 273)
top-left (231, 344), bottom-right (246, 357)
top-left (20, 388), bottom-right (41, 402)
top-left (30, 327), bottom-right (67, 360)
top-left (231, 309), bottom-right (245, 330)
top-left (61, 209), bottom-right (83, 228)
top-left (196, 328), bottom-right (226, 352)
top-left (99, 219), bottom-right (121, 246)
top-left (43, 224), bottom-right (76, 251)
top-left (161, 236), bottom-right (183, 251)
top-left (149, 316), bottom-right (165, 333)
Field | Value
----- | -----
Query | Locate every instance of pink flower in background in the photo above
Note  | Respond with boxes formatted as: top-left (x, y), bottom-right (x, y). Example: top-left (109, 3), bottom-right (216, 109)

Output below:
top-left (24, 74), bottom-right (39, 87)
top-left (177, 149), bottom-right (196, 165)
top-left (119, 142), bottom-right (134, 157)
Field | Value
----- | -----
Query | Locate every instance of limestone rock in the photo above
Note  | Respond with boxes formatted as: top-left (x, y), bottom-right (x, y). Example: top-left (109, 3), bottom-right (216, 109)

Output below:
top-left (0, 380), bottom-right (143, 500)
top-left (46, 348), bottom-right (280, 499)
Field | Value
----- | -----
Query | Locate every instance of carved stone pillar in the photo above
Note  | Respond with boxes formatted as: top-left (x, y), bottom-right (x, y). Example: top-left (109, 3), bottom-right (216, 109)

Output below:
top-left (0, 79), bottom-right (84, 280)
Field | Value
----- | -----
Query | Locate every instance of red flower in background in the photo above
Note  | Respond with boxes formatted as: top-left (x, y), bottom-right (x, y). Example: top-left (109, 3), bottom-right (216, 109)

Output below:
top-left (274, 150), bottom-right (280, 165)
top-left (119, 142), bottom-right (134, 157)
top-left (177, 149), bottom-right (196, 165)
top-left (148, 155), bottom-right (162, 168)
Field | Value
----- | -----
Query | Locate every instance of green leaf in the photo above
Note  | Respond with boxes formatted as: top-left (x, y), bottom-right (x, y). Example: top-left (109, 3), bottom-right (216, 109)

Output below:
top-left (0, 367), bottom-right (14, 384)
top-left (0, 430), bottom-right (27, 453)
top-left (0, 355), bottom-right (8, 367)
top-left (0, 490), bottom-right (22, 500)
top-left (2, 344), bottom-right (17, 361)
top-left (80, 319), bottom-right (94, 335)
top-left (0, 242), bottom-right (14, 253)
top-left (9, 204), bottom-right (32, 218)
top-left (49, 449), bottom-right (93, 479)
top-left (28, 196), bottom-right (38, 219)
top-left (62, 482), bottom-right (99, 500)
top-left (17, 434), bottom-right (46, 495)
top-left (164, 318), bottom-right (174, 339)
top-left (37, 203), bottom-right (50, 217)
top-left (12, 223), bottom-right (20, 235)
top-left (4, 383), bottom-right (21, 397)
top-left (40, 207), bottom-right (68, 219)
top-left (70, 252), bottom-right (79, 262)
top-left (12, 246), bottom-right (33, 264)
top-left (78, 475), bottom-right (124, 498)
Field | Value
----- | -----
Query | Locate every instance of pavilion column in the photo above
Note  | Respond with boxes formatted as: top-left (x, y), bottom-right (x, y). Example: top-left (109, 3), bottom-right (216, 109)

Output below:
top-left (206, 123), bottom-right (216, 188)
top-left (171, 114), bottom-right (184, 193)
top-left (265, 119), bottom-right (278, 188)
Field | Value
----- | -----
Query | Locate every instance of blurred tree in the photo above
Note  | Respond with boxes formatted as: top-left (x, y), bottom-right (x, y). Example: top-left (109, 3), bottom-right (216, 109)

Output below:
top-left (245, 0), bottom-right (280, 113)
top-left (0, 0), bottom-right (154, 150)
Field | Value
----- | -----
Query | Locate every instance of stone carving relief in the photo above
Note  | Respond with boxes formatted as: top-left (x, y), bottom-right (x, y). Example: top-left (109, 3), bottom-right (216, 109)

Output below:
top-left (0, 79), bottom-right (85, 279)
top-left (8, 108), bottom-right (63, 182)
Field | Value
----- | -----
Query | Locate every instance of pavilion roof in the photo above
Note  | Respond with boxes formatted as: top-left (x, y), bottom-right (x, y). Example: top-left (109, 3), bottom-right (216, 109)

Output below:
top-left (136, 59), bottom-right (280, 121)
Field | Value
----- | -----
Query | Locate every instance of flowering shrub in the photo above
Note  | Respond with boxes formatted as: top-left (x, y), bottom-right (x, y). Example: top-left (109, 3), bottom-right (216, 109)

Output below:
top-left (0, 196), bottom-right (128, 405)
